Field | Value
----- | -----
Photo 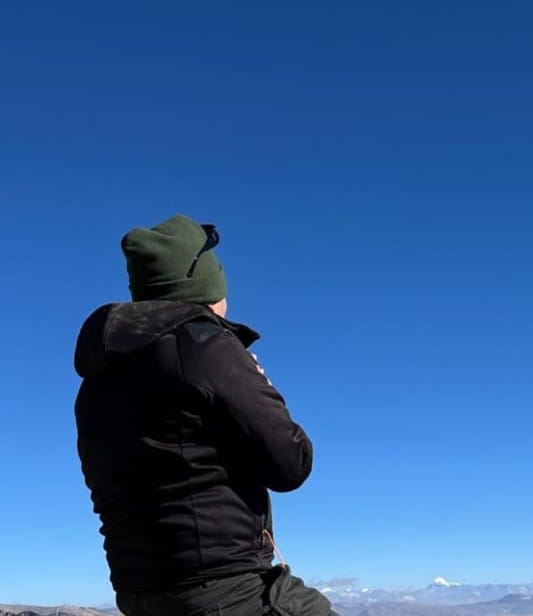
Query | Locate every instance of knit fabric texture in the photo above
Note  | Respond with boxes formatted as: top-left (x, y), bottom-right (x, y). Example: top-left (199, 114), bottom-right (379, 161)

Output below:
top-left (121, 215), bottom-right (227, 303)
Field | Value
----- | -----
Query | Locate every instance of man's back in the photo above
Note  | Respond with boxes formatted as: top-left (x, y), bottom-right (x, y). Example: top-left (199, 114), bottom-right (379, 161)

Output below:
top-left (75, 300), bottom-right (311, 592)
top-left (74, 215), bottom-right (337, 615)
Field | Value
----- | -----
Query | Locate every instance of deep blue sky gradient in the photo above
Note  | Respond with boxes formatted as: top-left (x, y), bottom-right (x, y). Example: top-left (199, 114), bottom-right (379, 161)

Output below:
top-left (0, 0), bottom-right (532, 605)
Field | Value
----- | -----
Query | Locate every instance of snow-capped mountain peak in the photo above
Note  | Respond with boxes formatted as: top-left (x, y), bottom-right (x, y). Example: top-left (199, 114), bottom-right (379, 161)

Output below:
top-left (433, 576), bottom-right (460, 587)
top-left (433, 576), bottom-right (451, 587)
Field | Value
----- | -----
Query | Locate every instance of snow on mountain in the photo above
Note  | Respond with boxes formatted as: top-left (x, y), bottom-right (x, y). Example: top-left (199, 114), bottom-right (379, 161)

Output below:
top-left (433, 576), bottom-right (450, 587)
top-left (432, 576), bottom-right (460, 587)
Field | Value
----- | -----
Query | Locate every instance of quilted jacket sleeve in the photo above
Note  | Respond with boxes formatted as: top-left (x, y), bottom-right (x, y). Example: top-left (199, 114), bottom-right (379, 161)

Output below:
top-left (178, 324), bottom-right (313, 492)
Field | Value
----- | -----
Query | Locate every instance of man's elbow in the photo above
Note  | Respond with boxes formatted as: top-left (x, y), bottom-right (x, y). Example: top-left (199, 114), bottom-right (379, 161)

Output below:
top-left (267, 444), bottom-right (313, 492)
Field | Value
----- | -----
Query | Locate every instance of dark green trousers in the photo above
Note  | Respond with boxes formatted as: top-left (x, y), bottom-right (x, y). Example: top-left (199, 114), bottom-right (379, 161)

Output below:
top-left (116, 566), bottom-right (339, 616)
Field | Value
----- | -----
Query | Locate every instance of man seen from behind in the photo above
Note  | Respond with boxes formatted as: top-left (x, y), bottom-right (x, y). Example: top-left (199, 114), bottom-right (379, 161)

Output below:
top-left (74, 214), bottom-right (338, 616)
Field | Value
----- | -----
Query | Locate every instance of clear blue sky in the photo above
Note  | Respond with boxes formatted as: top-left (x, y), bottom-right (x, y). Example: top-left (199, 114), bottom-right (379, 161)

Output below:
top-left (0, 0), bottom-right (531, 606)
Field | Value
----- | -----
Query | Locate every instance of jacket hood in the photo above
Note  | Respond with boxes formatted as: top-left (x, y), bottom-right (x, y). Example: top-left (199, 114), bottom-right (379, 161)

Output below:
top-left (74, 300), bottom-right (260, 378)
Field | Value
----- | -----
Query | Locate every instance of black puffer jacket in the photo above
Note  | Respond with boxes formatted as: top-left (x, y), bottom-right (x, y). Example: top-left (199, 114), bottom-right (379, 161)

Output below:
top-left (74, 301), bottom-right (313, 592)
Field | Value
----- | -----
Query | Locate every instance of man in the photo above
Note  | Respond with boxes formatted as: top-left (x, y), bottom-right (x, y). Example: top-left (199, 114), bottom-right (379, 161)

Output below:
top-left (74, 215), bottom-right (337, 615)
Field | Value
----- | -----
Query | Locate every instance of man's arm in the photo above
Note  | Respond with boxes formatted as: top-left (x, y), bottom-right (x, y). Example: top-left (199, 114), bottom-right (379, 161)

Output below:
top-left (178, 324), bottom-right (313, 492)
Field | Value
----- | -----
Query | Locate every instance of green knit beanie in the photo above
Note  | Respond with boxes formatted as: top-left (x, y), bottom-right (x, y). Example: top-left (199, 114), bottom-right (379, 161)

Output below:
top-left (121, 215), bottom-right (228, 303)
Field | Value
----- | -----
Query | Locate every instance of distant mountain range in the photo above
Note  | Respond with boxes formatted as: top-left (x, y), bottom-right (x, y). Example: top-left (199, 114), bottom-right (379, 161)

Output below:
top-left (2, 579), bottom-right (533, 616)
top-left (333, 595), bottom-right (533, 616)
top-left (0, 608), bottom-right (119, 616)
top-left (316, 576), bottom-right (533, 606)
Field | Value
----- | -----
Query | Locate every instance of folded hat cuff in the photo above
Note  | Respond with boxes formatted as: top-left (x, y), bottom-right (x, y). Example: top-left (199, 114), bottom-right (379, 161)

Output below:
top-left (130, 275), bottom-right (227, 304)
